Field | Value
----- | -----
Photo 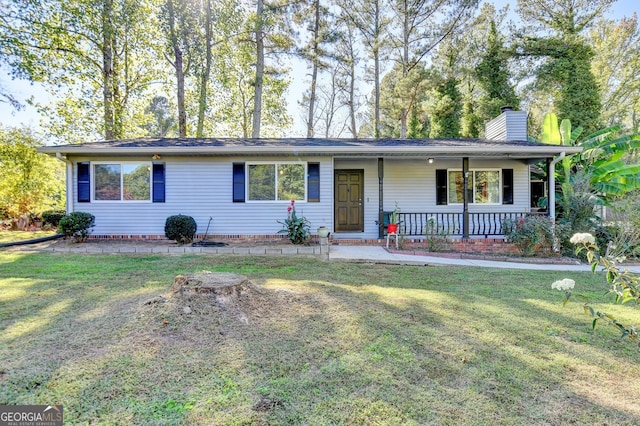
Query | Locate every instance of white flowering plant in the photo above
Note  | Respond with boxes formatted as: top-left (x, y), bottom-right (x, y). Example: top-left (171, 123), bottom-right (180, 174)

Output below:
top-left (554, 233), bottom-right (640, 346)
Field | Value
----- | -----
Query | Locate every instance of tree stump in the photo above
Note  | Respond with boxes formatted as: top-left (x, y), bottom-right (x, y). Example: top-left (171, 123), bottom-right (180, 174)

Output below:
top-left (170, 272), bottom-right (250, 306)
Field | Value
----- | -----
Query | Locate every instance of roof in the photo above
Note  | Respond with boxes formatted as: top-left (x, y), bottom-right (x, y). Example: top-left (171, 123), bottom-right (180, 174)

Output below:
top-left (38, 137), bottom-right (582, 160)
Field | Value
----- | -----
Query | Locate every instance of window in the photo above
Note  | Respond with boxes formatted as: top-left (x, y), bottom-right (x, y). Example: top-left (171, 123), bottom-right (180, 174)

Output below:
top-left (247, 163), bottom-right (306, 201)
top-left (447, 169), bottom-right (501, 204)
top-left (94, 163), bottom-right (151, 201)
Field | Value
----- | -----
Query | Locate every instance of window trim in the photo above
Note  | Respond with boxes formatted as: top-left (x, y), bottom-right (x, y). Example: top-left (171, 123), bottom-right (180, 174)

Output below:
top-left (92, 161), bottom-right (153, 203)
top-left (246, 161), bottom-right (308, 203)
top-left (447, 168), bottom-right (502, 205)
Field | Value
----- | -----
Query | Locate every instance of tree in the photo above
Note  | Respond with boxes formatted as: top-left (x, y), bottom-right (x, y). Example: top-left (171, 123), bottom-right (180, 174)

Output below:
top-left (333, 15), bottom-right (361, 138)
top-left (340, 0), bottom-right (387, 138)
top-left (143, 96), bottom-right (176, 137)
top-left (294, 0), bottom-right (334, 137)
top-left (1, 0), bottom-right (162, 142)
top-left (428, 75), bottom-right (462, 138)
top-left (379, 63), bottom-right (429, 138)
top-left (514, 0), bottom-right (614, 135)
top-left (387, 0), bottom-right (478, 137)
top-left (252, 0), bottom-right (265, 138)
top-left (0, 126), bottom-right (65, 219)
top-left (161, 0), bottom-right (197, 137)
top-left (590, 14), bottom-right (640, 133)
top-left (476, 20), bottom-right (519, 126)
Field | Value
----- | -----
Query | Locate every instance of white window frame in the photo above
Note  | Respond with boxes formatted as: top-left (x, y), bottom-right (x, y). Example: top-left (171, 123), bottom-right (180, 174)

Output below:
top-left (447, 169), bottom-right (502, 205)
top-left (92, 161), bottom-right (153, 203)
top-left (246, 161), bottom-right (308, 203)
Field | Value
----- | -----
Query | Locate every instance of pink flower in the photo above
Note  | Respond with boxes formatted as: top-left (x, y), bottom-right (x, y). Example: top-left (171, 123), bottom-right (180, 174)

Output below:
top-left (291, 199), bottom-right (295, 205)
top-left (287, 206), bottom-right (292, 212)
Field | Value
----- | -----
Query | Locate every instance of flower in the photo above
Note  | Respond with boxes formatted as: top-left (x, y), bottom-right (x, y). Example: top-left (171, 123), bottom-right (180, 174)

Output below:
top-left (569, 233), bottom-right (595, 245)
top-left (551, 278), bottom-right (576, 291)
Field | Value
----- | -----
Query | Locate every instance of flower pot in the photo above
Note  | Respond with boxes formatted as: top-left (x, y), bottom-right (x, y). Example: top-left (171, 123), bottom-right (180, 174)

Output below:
top-left (387, 224), bottom-right (398, 234)
top-left (317, 226), bottom-right (330, 238)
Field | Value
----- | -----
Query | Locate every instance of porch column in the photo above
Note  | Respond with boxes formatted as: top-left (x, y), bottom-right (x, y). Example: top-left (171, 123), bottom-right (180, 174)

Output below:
top-left (462, 157), bottom-right (469, 239)
top-left (378, 157), bottom-right (384, 239)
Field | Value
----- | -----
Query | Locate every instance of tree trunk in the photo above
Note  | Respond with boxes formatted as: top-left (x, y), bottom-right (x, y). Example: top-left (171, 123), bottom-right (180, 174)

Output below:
top-left (306, 0), bottom-right (321, 138)
top-left (196, 0), bottom-right (213, 138)
top-left (102, 0), bottom-right (115, 140)
top-left (373, 0), bottom-right (380, 138)
top-left (252, 0), bottom-right (264, 139)
top-left (349, 44), bottom-right (357, 138)
top-left (167, 0), bottom-right (187, 137)
top-left (400, 0), bottom-right (409, 139)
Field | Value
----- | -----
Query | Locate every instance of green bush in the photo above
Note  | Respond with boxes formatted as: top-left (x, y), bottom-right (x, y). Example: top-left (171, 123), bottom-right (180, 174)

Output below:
top-left (165, 215), bottom-right (197, 245)
top-left (59, 212), bottom-right (95, 242)
top-left (502, 215), bottom-right (554, 256)
top-left (42, 210), bottom-right (67, 227)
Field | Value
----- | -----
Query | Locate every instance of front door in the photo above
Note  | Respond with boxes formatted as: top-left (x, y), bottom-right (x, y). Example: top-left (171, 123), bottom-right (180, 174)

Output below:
top-left (334, 170), bottom-right (364, 232)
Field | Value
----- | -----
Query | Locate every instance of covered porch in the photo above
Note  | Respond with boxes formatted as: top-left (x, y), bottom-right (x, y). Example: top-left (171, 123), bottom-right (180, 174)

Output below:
top-left (332, 151), bottom-right (574, 241)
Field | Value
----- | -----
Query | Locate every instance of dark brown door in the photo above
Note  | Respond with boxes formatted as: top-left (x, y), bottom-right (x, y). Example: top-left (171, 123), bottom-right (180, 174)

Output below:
top-left (334, 170), bottom-right (364, 232)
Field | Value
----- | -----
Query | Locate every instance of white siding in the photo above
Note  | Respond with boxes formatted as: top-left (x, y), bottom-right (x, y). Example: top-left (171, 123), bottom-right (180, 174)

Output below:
top-left (71, 156), bottom-right (333, 236)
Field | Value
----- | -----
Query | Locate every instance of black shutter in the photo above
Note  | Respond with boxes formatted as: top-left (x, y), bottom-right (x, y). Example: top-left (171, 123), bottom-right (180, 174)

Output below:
top-left (308, 163), bottom-right (320, 202)
top-left (436, 169), bottom-right (447, 205)
top-left (77, 162), bottom-right (90, 203)
top-left (502, 168), bottom-right (513, 205)
top-left (233, 162), bottom-right (245, 202)
top-left (152, 163), bottom-right (166, 203)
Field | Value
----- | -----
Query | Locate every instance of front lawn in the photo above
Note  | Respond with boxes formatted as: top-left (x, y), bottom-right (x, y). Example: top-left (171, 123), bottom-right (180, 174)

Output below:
top-left (0, 252), bottom-right (638, 425)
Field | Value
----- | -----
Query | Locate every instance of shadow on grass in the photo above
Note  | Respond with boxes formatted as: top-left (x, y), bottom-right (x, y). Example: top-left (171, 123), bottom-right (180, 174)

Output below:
top-left (0, 252), bottom-right (638, 425)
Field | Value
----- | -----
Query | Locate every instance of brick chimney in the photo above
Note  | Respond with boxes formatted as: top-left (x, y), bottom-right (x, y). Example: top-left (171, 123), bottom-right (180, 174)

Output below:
top-left (485, 107), bottom-right (528, 141)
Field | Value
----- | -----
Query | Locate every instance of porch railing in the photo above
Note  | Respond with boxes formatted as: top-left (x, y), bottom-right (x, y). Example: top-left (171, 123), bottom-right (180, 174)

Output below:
top-left (385, 211), bottom-right (545, 238)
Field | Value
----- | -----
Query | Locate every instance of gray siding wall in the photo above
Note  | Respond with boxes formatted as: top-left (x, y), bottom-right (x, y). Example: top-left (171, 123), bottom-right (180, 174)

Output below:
top-left (71, 156), bottom-right (333, 236)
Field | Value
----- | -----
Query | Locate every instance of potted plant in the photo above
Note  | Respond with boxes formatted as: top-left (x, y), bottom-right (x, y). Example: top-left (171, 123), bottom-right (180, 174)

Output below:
top-left (388, 205), bottom-right (399, 234)
top-left (317, 226), bottom-right (330, 238)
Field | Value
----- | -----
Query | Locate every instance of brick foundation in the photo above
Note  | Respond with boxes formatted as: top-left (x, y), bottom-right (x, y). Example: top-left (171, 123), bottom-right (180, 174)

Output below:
top-left (86, 234), bottom-right (519, 255)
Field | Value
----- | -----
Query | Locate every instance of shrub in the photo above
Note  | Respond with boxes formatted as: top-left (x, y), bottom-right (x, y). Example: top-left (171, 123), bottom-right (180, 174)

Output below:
top-left (42, 210), bottom-right (67, 227)
top-left (502, 215), bottom-right (554, 256)
top-left (165, 215), bottom-right (197, 244)
top-left (59, 212), bottom-right (95, 242)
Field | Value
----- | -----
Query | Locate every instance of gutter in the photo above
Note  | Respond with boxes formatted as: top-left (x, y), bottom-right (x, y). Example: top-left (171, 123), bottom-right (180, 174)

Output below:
top-left (39, 145), bottom-right (583, 157)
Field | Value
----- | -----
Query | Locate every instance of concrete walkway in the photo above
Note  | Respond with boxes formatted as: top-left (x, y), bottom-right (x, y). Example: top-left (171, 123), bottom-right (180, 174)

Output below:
top-left (8, 239), bottom-right (640, 272)
top-left (329, 245), bottom-right (640, 272)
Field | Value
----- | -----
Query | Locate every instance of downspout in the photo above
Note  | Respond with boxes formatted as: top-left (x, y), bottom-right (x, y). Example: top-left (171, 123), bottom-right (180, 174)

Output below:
top-left (56, 153), bottom-right (73, 214)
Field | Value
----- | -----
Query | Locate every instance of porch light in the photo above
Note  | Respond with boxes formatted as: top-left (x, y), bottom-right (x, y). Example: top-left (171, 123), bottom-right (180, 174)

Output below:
top-left (428, 158), bottom-right (434, 164)
top-left (152, 154), bottom-right (161, 160)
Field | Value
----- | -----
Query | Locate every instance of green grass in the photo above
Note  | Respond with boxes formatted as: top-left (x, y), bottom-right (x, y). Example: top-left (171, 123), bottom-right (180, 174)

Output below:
top-left (0, 230), bottom-right (57, 243)
top-left (1, 251), bottom-right (639, 425)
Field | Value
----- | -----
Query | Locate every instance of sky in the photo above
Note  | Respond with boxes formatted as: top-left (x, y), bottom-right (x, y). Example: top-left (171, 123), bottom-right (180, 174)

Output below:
top-left (0, 0), bottom-right (638, 142)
